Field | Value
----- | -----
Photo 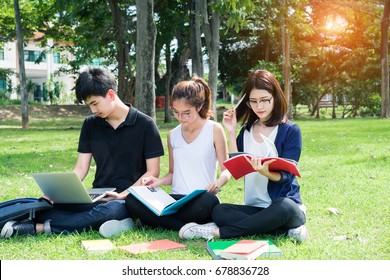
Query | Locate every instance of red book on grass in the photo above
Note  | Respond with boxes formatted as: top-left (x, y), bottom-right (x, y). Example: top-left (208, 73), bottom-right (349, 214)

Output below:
top-left (223, 153), bottom-right (301, 180)
top-left (220, 240), bottom-right (269, 260)
top-left (119, 239), bottom-right (186, 254)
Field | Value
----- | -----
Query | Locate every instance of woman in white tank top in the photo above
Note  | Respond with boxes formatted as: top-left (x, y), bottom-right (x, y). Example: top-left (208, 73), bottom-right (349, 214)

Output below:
top-left (125, 76), bottom-right (231, 232)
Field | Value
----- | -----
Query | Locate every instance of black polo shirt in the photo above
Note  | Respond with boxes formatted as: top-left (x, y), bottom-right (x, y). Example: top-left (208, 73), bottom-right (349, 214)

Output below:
top-left (77, 106), bottom-right (164, 192)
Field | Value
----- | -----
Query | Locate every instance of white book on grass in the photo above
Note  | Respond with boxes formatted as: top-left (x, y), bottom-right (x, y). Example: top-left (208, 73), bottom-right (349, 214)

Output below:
top-left (128, 186), bottom-right (206, 216)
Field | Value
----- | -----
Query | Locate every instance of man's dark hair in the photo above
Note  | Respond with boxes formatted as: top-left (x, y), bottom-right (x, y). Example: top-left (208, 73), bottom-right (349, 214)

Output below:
top-left (75, 67), bottom-right (117, 103)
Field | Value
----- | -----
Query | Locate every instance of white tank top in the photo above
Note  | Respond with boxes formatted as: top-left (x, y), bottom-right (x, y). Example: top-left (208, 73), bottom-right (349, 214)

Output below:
top-left (170, 120), bottom-right (217, 194)
top-left (243, 125), bottom-right (278, 207)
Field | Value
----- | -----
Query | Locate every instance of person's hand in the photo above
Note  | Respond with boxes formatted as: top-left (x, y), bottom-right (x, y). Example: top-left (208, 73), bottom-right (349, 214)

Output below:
top-left (141, 176), bottom-right (160, 188)
top-left (222, 108), bottom-right (237, 133)
top-left (206, 182), bottom-right (221, 194)
top-left (100, 191), bottom-right (120, 202)
top-left (247, 156), bottom-right (276, 177)
top-left (42, 194), bottom-right (54, 204)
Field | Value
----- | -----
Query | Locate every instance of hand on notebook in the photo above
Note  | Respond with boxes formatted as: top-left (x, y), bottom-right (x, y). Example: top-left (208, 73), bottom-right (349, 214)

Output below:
top-left (141, 176), bottom-right (160, 188)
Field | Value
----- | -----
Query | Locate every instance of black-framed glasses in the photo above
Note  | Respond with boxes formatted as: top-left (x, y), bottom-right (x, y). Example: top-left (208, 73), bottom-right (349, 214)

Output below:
top-left (246, 97), bottom-right (273, 108)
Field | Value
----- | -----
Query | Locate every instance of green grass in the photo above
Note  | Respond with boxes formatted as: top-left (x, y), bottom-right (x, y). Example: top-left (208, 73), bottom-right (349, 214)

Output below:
top-left (0, 113), bottom-right (389, 260)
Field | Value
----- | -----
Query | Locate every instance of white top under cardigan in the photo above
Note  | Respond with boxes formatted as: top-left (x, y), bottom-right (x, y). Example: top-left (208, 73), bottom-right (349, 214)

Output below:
top-left (170, 120), bottom-right (217, 195)
top-left (243, 125), bottom-right (279, 208)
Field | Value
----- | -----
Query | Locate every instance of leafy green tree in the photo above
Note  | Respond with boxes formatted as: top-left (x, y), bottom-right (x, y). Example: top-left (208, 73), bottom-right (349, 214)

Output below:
top-left (154, 0), bottom-right (190, 122)
top-left (38, 0), bottom-right (136, 103)
top-left (26, 79), bottom-right (37, 101)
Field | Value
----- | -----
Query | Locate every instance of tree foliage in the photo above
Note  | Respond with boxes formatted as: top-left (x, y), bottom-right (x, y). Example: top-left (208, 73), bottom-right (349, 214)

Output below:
top-left (0, 0), bottom-right (388, 119)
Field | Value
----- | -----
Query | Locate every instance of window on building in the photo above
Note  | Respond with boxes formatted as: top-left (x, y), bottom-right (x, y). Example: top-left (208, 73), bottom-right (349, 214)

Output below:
top-left (53, 52), bottom-right (61, 64)
top-left (0, 76), bottom-right (6, 91)
top-left (24, 50), bottom-right (45, 62)
top-left (0, 48), bottom-right (4, 60)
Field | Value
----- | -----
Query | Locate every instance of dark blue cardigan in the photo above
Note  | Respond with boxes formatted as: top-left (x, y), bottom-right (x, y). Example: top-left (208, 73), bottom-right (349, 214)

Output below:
top-left (236, 121), bottom-right (303, 204)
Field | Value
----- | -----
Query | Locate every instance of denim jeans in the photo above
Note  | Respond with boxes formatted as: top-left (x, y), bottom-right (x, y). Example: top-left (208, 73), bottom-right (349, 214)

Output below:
top-left (34, 200), bottom-right (128, 234)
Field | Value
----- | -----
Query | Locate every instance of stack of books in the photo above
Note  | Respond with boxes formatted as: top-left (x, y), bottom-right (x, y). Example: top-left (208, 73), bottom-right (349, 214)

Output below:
top-left (206, 239), bottom-right (282, 260)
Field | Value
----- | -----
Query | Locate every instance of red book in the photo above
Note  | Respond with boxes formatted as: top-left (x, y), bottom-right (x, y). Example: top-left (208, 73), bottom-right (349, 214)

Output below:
top-left (220, 240), bottom-right (269, 260)
top-left (118, 239), bottom-right (186, 254)
top-left (223, 153), bottom-right (301, 180)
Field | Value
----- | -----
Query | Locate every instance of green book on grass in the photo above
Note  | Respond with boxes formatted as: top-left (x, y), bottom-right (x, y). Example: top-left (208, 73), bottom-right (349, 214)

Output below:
top-left (206, 240), bottom-right (282, 260)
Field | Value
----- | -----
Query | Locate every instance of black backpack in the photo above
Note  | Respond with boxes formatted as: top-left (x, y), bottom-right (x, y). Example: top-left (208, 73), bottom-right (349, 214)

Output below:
top-left (0, 197), bottom-right (53, 228)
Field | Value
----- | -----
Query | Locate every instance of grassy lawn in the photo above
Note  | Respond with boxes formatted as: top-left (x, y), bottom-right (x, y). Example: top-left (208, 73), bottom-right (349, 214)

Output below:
top-left (0, 110), bottom-right (389, 260)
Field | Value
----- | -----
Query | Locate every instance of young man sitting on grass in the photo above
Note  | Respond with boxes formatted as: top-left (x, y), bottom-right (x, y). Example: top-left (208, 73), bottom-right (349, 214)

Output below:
top-left (0, 67), bottom-right (164, 238)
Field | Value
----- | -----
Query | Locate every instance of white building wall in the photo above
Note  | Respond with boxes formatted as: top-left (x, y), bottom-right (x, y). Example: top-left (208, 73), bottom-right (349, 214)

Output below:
top-left (0, 39), bottom-right (75, 103)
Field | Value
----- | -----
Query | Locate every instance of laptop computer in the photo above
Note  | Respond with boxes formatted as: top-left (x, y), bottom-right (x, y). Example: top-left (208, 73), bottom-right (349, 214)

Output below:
top-left (32, 172), bottom-right (116, 204)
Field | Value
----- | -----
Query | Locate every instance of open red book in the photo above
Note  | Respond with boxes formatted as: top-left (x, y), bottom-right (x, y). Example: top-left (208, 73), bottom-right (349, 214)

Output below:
top-left (223, 153), bottom-right (301, 180)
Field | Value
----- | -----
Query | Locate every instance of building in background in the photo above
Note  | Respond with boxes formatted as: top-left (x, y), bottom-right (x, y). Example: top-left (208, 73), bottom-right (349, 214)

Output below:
top-left (0, 32), bottom-right (76, 103)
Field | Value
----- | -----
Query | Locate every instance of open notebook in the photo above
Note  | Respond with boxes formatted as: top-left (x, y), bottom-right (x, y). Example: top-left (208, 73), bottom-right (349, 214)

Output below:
top-left (32, 172), bottom-right (115, 204)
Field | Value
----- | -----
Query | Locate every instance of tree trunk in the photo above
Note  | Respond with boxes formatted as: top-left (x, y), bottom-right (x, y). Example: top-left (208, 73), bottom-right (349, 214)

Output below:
top-left (164, 41), bottom-right (172, 123)
top-left (381, 0), bottom-right (390, 118)
top-left (281, 0), bottom-right (292, 119)
top-left (190, 0), bottom-right (204, 77)
top-left (201, 0), bottom-right (220, 120)
top-left (170, 29), bottom-right (191, 86)
top-left (14, 0), bottom-right (28, 129)
top-left (135, 0), bottom-right (156, 119)
top-left (264, 4), bottom-right (271, 62)
top-left (332, 83), bottom-right (336, 119)
top-left (106, 0), bottom-right (134, 104)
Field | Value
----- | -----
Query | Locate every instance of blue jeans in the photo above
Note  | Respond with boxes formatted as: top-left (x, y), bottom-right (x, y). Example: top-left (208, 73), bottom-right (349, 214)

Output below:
top-left (34, 200), bottom-right (128, 234)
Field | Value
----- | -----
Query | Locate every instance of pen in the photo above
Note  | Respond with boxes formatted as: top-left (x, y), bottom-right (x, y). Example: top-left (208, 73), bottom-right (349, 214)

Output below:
top-left (234, 95), bottom-right (246, 110)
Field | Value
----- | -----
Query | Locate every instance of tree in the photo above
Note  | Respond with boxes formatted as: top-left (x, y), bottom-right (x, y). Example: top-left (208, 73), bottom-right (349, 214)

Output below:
top-left (200, 0), bottom-right (220, 119)
top-left (107, 0), bottom-right (135, 104)
top-left (381, 0), bottom-right (390, 118)
top-left (154, 0), bottom-right (190, 122)
top-left (199, 0), bottom-right (254, 119)
top-left (41, 0), bottom-right (137, 102)
top-left (14, 0), bottom-right (28, 129)
top-left (190, 0), bottom-right (204, 77)
top-left (26, 79), bottom-right (37, 101)
top-left (134, 0), bottom-right (156, 118)
top-left (280, 0), bottom-right (292, 118)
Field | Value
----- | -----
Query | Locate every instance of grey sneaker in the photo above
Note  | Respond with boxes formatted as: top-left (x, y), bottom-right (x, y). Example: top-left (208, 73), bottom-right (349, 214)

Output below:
top-left (99, 218), bottom-right (134, 238)
top-left (179, 222), bottom-right (217, 240)
top-left (1, 220), bottom-right (36, 238)
top-left (287, 225), bottom-right (309, 243)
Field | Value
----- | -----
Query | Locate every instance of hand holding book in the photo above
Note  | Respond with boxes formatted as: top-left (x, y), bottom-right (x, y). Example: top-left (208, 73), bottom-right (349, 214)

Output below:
top-left (223, 152), bottom-right (301, 180)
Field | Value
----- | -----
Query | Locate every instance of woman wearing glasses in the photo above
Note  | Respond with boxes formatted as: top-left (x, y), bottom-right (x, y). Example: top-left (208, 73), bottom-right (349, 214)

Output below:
top-left (179, 69), bottom-right (309, 243)
top-left (124, 76), bottom-right (231, 233)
